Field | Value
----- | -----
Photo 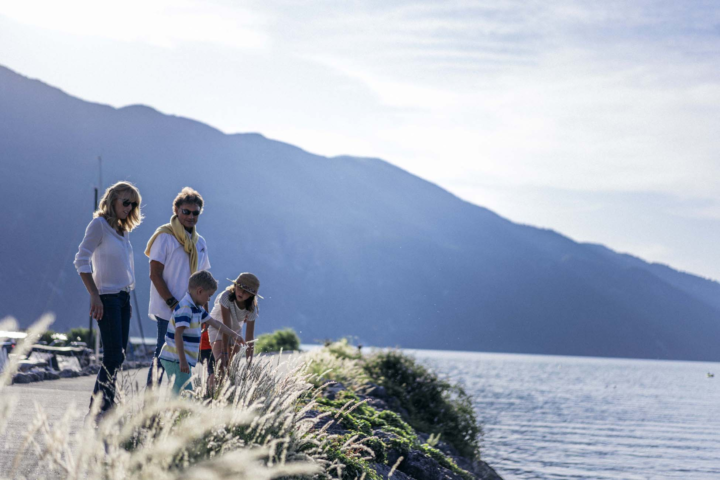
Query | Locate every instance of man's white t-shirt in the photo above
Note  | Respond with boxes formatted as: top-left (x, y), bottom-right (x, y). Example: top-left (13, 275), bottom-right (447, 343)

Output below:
top-left (148, 232), bottom-right (210, 321)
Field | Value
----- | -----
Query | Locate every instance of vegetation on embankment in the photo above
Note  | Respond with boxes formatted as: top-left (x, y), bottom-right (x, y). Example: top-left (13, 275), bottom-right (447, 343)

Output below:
top-left (255, 327), bottom-right (302, 353)
top-left (1, 319), bottom-right (494, 479)
top-left (302, 338), bottom-right (487, 479)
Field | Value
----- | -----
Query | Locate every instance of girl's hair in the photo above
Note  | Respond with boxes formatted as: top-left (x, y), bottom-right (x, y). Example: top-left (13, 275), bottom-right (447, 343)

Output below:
top-left (94, 181), bottom-right (143, 232)
top-left (225, 284), bottom-right (258, 313)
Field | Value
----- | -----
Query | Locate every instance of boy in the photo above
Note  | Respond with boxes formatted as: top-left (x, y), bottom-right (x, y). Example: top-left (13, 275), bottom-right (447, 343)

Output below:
top-left (159, 270), bottom-right (245, 394)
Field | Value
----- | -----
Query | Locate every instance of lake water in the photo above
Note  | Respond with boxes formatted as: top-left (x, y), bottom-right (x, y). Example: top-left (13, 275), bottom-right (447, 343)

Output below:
top-left (405, 349), bottom-right (720, 480)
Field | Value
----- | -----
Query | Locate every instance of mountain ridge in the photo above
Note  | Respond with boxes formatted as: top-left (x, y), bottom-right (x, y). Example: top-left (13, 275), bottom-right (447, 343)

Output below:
top-left (2, 64), bottom-right (719, 361)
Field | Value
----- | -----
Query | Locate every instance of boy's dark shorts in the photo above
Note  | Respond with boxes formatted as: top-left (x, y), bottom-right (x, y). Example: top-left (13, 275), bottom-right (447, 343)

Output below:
top-left (200, 349), bottom-right (215, 375)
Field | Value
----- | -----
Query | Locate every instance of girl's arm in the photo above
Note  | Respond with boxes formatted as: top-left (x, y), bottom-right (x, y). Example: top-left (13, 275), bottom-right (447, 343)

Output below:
top-left (245, 320), bottom-right (255, 361)
top-left (206, 317), bottom-right (245, 345)
top-left (220, 305), bottom-right (233, 362)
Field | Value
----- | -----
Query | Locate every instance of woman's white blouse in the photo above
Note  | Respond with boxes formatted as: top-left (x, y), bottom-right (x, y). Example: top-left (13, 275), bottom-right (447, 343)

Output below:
top-left (73, 217), bottom-right (135, 294)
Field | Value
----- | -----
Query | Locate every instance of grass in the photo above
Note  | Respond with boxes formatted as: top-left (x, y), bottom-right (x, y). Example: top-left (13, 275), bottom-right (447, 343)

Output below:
top-left (255, 328), bottom-right (301, 353)
top-left (0, 317), bottom-right (364, 479)
top-left (363, 350), bottom-right (481, 460)
top-left (1, 321), bottom-right (482, 479)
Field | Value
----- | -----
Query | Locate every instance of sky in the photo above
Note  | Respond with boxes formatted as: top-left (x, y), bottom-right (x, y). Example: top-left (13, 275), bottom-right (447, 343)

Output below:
top-left (1, 0), bottom-right (720, 280)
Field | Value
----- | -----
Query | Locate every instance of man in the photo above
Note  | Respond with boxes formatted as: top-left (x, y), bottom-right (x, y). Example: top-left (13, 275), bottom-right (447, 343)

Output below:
top-left (145, 187), bottom-right (210, 386)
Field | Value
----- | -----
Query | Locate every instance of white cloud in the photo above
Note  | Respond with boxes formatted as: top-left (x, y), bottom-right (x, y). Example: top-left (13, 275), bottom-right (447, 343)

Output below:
top-left (0, 0), bottom-right (268, 49)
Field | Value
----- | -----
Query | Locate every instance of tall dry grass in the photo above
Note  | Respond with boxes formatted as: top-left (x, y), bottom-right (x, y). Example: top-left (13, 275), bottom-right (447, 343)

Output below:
top-left (0, 316), bottom-right (379, 480)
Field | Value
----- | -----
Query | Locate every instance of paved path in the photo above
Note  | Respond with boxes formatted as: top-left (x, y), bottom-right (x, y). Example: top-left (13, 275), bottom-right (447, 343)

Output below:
top-left (1, 368), bottom-right (150, 478)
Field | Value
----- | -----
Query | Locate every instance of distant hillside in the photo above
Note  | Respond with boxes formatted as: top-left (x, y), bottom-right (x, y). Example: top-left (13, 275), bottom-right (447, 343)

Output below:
top-left (2, 64), bottom-right (720, 361)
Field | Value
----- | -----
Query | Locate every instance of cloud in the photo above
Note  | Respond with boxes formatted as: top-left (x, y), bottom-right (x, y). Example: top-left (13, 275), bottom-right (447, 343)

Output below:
top-left (0, 0), bottom-right (268, 49)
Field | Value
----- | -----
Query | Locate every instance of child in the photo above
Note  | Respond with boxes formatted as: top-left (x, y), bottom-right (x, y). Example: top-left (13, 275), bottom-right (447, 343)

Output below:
top-left (159, 270), bottom-right (245, 395)
top-left (207, 273), bottom-right (261, 379)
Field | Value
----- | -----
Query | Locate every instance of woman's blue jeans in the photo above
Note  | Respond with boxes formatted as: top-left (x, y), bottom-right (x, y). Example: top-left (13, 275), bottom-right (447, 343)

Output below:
top-left (146, 317), bottom-right (169, 386)
top-left (91, 291), bottom-right (131, 412)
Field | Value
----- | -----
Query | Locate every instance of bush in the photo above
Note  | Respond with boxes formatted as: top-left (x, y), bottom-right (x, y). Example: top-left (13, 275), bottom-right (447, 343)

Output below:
top-left (38, 330), bottom-right (56, 345)
top-left (67, 327), bottom-right (96, 346)
top-left (325, 338), bottom-right (362, 360)
top-left (363, 350), bottom-right (481, 460)
top-left (254, 328), bottom-right (300, 353)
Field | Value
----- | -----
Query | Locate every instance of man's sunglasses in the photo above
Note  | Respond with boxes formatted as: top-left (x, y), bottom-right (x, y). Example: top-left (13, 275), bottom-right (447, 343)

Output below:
top-left (122, 200), bottom-right (139, 209)
top-left (181, 208), bottom-right (201, 217)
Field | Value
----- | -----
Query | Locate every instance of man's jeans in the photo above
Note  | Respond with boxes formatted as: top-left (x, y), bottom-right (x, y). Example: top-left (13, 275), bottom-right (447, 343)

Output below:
top-left (91, 291), bottom-right (131, 412)
top-left (146, 317), bottom-right (169, 386)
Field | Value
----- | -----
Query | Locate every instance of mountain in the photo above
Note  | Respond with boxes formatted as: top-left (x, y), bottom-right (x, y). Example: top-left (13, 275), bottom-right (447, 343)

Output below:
top-left (2, 64), bottom-right (720, 361)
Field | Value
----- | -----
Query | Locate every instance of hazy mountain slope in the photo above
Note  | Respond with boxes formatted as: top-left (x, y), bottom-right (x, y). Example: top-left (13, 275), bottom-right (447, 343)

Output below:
top-left (2, 64), bottom-right (719, 361)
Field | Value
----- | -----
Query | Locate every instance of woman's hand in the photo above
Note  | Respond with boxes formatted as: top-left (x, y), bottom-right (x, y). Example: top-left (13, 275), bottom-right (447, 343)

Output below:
top-left (90, 294), bottom-right (104, 320)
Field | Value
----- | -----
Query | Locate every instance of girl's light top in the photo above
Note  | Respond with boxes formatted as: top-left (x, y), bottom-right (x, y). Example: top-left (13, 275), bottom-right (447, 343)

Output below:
top-left (73, 217), bottom-right (135, 294)
top-left (207, 289), bottom-right (257, 343)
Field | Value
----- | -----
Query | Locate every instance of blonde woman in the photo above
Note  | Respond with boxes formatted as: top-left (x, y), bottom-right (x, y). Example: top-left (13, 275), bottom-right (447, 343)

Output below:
top-left (208, 273), bottom-right (261, 378)
top-left (74, 181), bottom-right (143, 414)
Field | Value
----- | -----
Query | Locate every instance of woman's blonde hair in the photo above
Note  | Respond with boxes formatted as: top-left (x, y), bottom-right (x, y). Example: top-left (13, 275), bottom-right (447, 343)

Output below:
top-left (94, 181), bottom-right (143, 232)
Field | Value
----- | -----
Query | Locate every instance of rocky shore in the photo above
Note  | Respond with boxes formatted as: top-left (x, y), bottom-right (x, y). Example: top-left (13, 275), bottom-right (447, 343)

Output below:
top-left (303, 380), bottom-right (503, 480)
top-left (11, 360), bottom-right (152, 384)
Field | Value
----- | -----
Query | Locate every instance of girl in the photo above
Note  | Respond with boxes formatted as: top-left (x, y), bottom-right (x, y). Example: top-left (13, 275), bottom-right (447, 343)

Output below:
top-left (74, 181), bottom-right (143, 413)
top-left (208, 273), bottom-right (261, 378)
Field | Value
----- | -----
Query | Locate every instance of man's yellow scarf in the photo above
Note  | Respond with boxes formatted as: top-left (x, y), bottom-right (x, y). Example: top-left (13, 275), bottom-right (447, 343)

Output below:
top-left (144, 215), bottom-right (199, 273)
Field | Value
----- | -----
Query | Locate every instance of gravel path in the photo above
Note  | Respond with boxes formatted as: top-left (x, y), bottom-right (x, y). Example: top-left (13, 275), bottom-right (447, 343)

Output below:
top-left (1, 367), bottom-right (150, 478)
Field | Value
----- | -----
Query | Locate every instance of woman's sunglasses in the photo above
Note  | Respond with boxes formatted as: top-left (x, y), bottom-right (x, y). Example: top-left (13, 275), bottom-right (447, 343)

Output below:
top-left (122, 200), bottom-right (139, 209)
top-left (181, 208), bottom-right (201, 216)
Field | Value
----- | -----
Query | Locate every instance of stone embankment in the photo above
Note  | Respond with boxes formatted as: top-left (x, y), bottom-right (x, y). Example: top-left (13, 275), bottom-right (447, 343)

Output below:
top-left (307, 381), bottom-right (504, 480)
top-left (11, 360), bottom-right (152, 384)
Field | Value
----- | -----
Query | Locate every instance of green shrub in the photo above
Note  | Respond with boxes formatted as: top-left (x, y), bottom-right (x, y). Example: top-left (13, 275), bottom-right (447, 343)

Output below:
top-left (363, 350), bottom-right (481, 460)
top-left (304, 348), bottom-right (369, 387)
top-left (254, 328), bottom-right (300, 353)
top-left (325, 338), bottom-right (362, 360)
top-left (67, 327), bottom-right (96, 346)
top-left (38, 330), bottom-right (56, 344)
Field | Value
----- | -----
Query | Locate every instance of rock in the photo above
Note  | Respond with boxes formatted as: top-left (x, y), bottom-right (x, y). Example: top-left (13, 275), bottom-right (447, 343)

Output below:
top-left (398, 450), bottom-right (466, 480)
top-left (372, 429), bottom-right (407, 467)
top-left (59, 369), bottom-right (80, 378)
top-left (83, 364), bottom-right (101, 375)
top-left (12, 373), bottom-right (33, 384)
top-left (303, 409), bottom-right (349, 436)
top-left (357, 393), bottom-right (390, 411)
top-left (386, 397), bottom-right (410, 419)
top-left (362, 382), bottom-right (388, 399)
top-left (43, 370), bottom-right (60, 381)
top-left (323, 382), bottom-right (347, 400)
top-left (475, 461), bottom-right (504, 480)
top-left (371, 462), bottom-right (413, 480)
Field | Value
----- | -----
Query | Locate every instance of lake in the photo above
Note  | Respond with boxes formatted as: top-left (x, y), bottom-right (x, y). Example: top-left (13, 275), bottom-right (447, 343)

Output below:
top-left (406, 349), bottom-right (720, 480)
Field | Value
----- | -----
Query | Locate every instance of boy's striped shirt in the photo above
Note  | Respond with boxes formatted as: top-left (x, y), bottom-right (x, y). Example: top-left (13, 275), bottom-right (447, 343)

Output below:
top-left (159, 292), bottom-right (208, 367)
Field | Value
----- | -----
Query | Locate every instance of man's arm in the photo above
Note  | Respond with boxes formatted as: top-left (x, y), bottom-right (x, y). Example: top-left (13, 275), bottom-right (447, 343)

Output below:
top-left (175, 325), bottom-right (189, 373)
top-left (150, 260), bottom-right (177, 307)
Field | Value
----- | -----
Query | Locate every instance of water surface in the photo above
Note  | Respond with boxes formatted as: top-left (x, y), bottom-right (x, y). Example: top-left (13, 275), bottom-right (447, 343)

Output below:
top-left (407, 350), bottom-right (720, 480)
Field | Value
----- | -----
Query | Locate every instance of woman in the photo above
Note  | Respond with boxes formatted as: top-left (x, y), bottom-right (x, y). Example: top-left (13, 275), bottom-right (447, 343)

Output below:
top-left (208, 273), bottom-right (261, 379)
top-left (74, 181), bottom-right (143, 414)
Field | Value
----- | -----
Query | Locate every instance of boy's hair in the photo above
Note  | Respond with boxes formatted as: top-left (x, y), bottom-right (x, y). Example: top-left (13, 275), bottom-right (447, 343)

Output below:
top-left (188, 270), bottom-right (218, 291)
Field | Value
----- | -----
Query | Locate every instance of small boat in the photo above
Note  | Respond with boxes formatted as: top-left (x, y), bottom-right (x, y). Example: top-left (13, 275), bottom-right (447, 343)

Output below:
top-left (708, 373), bottom-right (715, 378)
